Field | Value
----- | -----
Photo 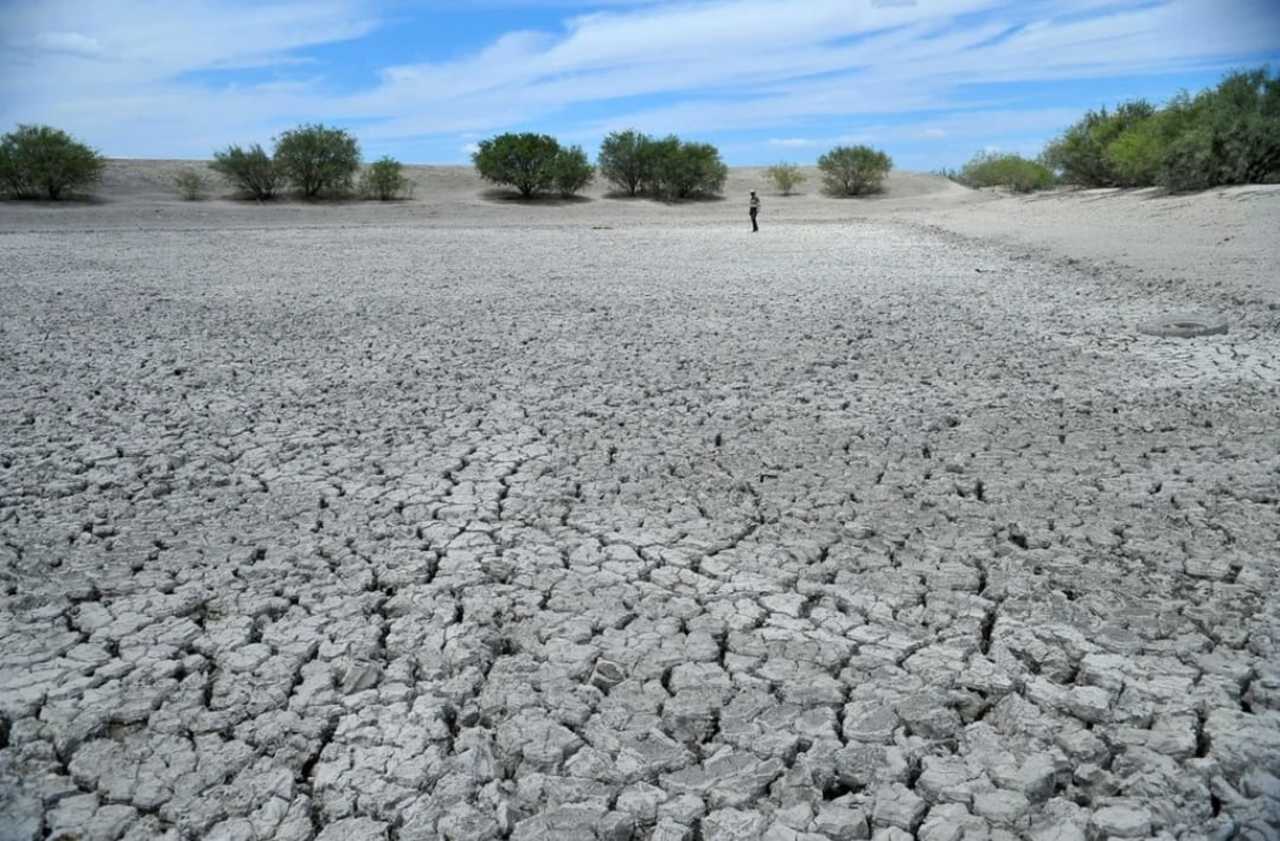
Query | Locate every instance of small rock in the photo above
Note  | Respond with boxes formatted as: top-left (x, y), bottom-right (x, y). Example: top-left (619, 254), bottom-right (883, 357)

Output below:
top-left (812, 804), bottom-right (870, 840)
top-left (340, 662), bottom-right (382, 695)
top-left (652, 820), bottom-right (692, 841)
top-left (703, 808), bottom-right (769, 841)
top-left (973, 789), bottom-right (1030, 827)
top-left (315, 817), bottom-right (389, 841)
top-left (591, 658), bottom-right (626, 690)
top-left (1090, 804), bottom-right (1152, 838)
top-left (872, 783), bottom-right (927, 831)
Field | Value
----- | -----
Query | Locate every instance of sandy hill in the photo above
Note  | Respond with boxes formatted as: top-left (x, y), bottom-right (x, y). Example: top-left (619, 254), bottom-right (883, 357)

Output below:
top-left (2, 159), bottom-right (1276, 301)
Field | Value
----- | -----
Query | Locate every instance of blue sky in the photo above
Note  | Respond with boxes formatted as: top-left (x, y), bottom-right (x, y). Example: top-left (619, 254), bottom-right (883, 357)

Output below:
top-left (1, 0), bottom-right (1277, 169)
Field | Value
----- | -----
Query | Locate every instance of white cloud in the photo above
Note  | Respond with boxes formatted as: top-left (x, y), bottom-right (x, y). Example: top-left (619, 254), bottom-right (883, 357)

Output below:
top-left (1, 0), bottom-right (1276, 160)
top-left (32, 32), bottom-right (107, 59)
top-left (0, 1), bottom-right (378, 155)
top-left (343, 0), bottom-right (1278, 143)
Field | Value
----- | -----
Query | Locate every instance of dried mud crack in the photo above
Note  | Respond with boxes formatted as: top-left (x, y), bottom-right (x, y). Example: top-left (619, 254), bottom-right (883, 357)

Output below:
top-left (1, 220), bottom-right (1278, 841)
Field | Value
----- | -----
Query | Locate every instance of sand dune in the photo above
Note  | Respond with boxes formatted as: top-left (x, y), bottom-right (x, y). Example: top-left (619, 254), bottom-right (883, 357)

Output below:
top-left (4, 161), bottom-right (1276, 303)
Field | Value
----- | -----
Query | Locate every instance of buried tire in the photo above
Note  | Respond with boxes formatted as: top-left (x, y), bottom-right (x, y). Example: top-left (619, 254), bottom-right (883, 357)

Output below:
top-left (1139, 315), bottom-right (1228, 338)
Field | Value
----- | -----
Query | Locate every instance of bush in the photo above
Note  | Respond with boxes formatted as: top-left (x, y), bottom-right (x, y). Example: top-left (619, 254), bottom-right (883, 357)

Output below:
top-left (1042, 100), bottom-right (1156, 187)
top-left (274, 124), bottom-right (360, 198)
top-left (1104, 119), bottom-right (1167, 187)
top-left (1039, 66), bottom-right (1279, 191)
top-left (360, 157), bottom-right (410, 200)
top-left (0, 124), bottom-right (105, 200)
top-left (551, 145), bottom-right (594, 197)
top-left (473, 132), bottom-right (561, 197)
top-left (817, 145), bottom-right (892, 196)
top-left (644, 137), bottom-right (727, 200)
top-left (210, 144), bottom-right (281, 200)
top-left (1160, 67), bottom-right (1280, 189)
top-left (957, 151), bottom-right (1055, 193)
top-left (598, 130), bottom-right (650, 196)
top-left (766, 162), bottom-right (806, 195)
top-left (173, 168), bottom-right (208, 200)
top-left (1159, 128), bottom-right (1217, 192)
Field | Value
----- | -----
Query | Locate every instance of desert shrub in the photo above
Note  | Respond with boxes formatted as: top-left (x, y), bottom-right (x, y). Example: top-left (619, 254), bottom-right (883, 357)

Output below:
top-left (637, 135), bottom-right (680, 197)
top-left (1104, 118), bottom-right (1167, 187)
top-left (173, 168), bottom-right (208, 200)
top-left (360, 156), bottom-right (410, 200)
top-left (473, 132), bottom-right (561, 197)
top-left (0, 124), bottom-right (105, 200)
top-left (818, 145), bottom-right (892, 196)
top-left (1158, 128), bottom-right (1217, 192)
top-left (1039, 66), bottom-right (1280, 191)
top-left (598, 129), bottom-right (651, 196)
top-left (644, 137), bottom-right (728, 200)
top-left (1159, 67), bottom-right (1280, 189)
top-left (273, 124), bottom-right (360, 198)
top-left (210, 144), bottom-right (280, 200)
top-left (1043, 100), bottom-right (1156, 187)
top-left (766, 162), bottom-right (806, 195)
top-left (957, 152), bottom-right (1055, 192)
top-left (551, 145), bottom-right (594, 197)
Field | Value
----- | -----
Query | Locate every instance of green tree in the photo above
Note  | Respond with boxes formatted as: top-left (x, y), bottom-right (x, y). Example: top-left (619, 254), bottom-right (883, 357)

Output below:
top-left (210, 144), bottom-right (281, 200)
top-left (644, 137), bottom-right (727, 200)
top-left (472, 132), bottom-right (561, 197)
top-left (957, 151), bottom-right (1055, 193)
top-left (360, 156), bottom-right (411, 200)
top-left (598, 129), bottom-right (651, 196)
top-left (817, 145), bottom-right (892, 196)
top-left (766, 162), bottom-right (806, 195)
top-left (1037, 66), bottom-right (1280, 191)
top-left (0, 124), bottom-right (105, 200)
top-left (1042, 100), bottom-right (1155, 187)
top-left (1169, 67), bottom-right (1280, 187)
top-left (550, 145), bottom-right (594, 197)
top-left (273, 124), bottom-right (360, 198)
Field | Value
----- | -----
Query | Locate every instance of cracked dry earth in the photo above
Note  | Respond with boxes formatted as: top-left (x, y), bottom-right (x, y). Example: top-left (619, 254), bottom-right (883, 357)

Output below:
top-left (1, 219), bottom-right (1278, 841)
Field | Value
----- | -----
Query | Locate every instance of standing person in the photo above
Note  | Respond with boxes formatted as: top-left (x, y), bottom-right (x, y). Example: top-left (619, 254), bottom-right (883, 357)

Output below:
top-left (749, 191), bottom-right (761, 232)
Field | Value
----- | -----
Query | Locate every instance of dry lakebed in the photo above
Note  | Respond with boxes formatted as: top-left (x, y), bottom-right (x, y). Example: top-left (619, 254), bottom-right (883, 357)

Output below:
top-left (1, 164), bottom-right (1278, 841)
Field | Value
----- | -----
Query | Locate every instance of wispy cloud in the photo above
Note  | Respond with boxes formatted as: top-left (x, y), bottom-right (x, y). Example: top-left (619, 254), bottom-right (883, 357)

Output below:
top-left (0, 0), bottom-right (1275, 162)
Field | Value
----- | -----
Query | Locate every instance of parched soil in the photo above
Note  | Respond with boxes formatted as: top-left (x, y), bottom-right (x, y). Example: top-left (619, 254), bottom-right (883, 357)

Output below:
top-left (1, 174), bottom-right (1278, 841)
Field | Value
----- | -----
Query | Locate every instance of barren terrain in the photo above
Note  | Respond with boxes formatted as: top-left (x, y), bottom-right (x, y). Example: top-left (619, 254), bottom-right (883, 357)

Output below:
top-left (1, 163), bottom-right (1278, 841)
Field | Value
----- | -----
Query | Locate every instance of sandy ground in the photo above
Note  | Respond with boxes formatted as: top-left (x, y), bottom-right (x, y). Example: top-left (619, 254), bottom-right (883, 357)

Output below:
top-left (1, 162), bottom-right (1278, 841)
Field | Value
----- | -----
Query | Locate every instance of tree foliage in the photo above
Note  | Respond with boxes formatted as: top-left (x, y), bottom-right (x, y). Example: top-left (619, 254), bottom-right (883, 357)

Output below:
top-left (360, 156), bottom-right (411, 200)
top-left (817, 145), bottom-right (892, 196)
top-left (1042, 101), bottom-right (1155, 187)
top-left (273, 123), bottom-right (361, 198)
top-left (210, 144), bottom-right (281, 200)
top-left (0, 124), bottom-right (105, 200)
top-left (550, 145), bottom-right (594, 197)
top-left (1041, 66), bottom-right (1280, 191)
top-left (766, 162), bottom-right (806, 195)
top-left (596, 130), bottom-right (727, 200)
top-left (642, 136), bottom-right (728, 200)
top-left (472, 133), bottom-right (562, 197)
top-left (957, 151), bottom-right (1055, 193)
top-left (598, 130), bottom-right (650, 196)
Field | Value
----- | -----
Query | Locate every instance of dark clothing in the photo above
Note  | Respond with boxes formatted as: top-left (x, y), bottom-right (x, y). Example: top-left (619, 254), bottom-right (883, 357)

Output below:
top-left (749, 195), bottom-right (760, 232)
